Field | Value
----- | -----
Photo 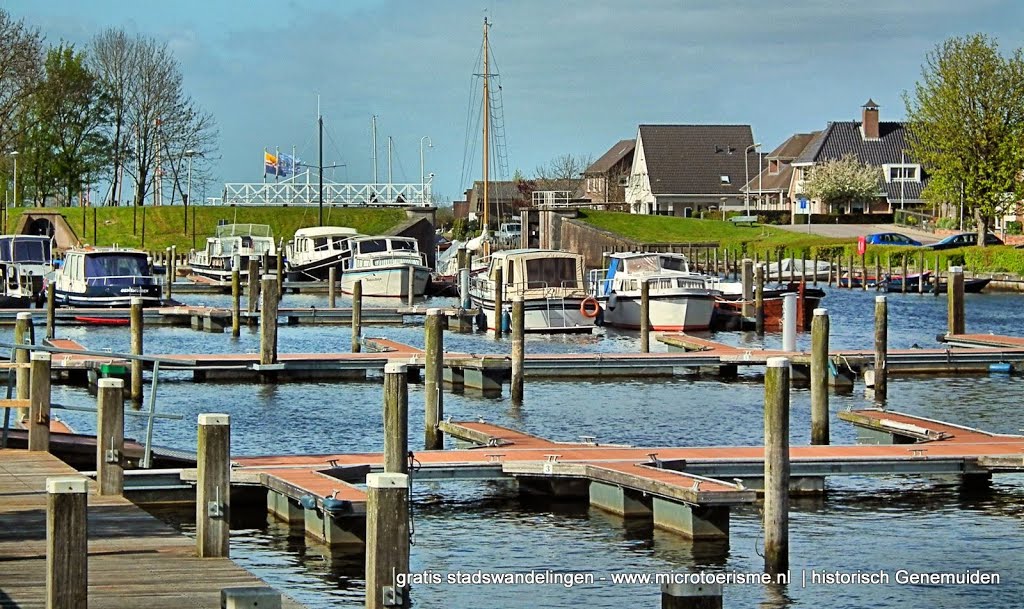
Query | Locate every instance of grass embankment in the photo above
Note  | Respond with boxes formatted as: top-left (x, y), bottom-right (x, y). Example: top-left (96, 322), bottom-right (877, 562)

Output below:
top-left (577, 210), bottom-right (1024, 275)
top-left (9, 205), bottom-right (406, 252)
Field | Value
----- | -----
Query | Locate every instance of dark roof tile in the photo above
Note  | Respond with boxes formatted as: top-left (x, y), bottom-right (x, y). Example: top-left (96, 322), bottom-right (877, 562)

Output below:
top-left (585, 139), bottom-right (635, 174)
top-left (639, 124), bottom-right (756, 195)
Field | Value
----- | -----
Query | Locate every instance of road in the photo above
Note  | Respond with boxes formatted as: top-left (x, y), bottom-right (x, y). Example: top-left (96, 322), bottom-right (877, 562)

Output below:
top-left (772, 222), bottom-right (939, 244)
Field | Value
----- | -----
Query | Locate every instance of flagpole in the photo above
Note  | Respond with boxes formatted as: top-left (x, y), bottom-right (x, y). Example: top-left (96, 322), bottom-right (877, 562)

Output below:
top-left (275, 146), bottom-right (280, 182)
top-left (263, 147), bottom-right (267, 184)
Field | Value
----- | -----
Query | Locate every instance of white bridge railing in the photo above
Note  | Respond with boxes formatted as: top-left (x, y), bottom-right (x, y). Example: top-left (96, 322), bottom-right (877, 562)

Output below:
top-left (218, 181), bottom-right (432, 207)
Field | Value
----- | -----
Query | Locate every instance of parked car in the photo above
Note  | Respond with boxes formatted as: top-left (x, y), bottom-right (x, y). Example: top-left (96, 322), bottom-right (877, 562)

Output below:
top-left (495, 222), bottom-right (522, 245)
top-left (864, 232), bottom-right (922, 246)
top-left (926, 232), bottom-right (1004, 250)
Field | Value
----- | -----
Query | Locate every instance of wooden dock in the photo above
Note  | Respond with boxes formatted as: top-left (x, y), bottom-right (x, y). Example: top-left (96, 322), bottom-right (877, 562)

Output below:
top-left (0, 450), bottom-right (303, 608)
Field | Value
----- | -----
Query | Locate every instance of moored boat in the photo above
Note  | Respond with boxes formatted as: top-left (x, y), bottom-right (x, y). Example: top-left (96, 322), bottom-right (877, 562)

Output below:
top-left (0, 235), bottom-right (54, 307)
top-left (340, 236), bottom-right (431, 297)
top-left (51, 247), bottom-right (161, 307)
top-left (284, 226), bottom-right (360, 281)
top-left (188, 223), bottom-right (277, 282)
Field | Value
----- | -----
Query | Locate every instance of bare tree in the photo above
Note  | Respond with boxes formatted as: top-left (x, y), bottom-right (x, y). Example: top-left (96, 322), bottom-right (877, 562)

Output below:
top-left (533, 153), bottom-right (593, 198)
top-left (0, 9), bottom-right (44, 153)
top-left (89, 28), bottom-right (136, 206)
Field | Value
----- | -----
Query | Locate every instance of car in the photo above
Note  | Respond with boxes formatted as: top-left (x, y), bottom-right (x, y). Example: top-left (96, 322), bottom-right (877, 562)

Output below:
top-left (864, 232), bottom-right (922, 246)
top-left (926, 232), bottom-right (1004, 250)
top-left (495, 222), bottom-right (522, 245)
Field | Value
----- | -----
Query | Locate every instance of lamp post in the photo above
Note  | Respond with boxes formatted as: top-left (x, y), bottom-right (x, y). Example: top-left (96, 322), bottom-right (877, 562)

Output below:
top-left (184, 149), bottom-right (199, 236)
top-left (744, 142), bottom-right (761, 215)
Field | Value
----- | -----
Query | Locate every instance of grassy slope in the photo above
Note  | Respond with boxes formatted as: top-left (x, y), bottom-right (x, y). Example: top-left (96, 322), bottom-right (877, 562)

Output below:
top-left (10, 205), bottom-right (406, 252)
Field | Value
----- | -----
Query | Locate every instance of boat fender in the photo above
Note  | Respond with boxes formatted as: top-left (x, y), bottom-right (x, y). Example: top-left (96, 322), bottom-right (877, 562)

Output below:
top-left (322, 497), bottom-right (353, 515)
top-left (594, 307), bottom-right (605, 327)
top-left (299, 495), bottom-right (317, 511)
top-left (475, 310), bottom-right (487, 332)
top-left (989, 362), bottom-right (1013, 374)
top-left (579, 296), bottom-right (601, 318)
top-left (607, 293), bottom-right (618, 311)
top-left (501, 308), bottom-right (511, 333)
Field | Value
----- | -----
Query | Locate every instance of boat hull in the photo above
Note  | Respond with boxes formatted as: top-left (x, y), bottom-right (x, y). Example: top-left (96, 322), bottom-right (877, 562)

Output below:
top-left (471, 295), bottom-right (596, 334)
top-left (188, 255), bottom-right (277, 283)
top-left (54, 284), bottom-right (162, 308)
top-left (285, 253), bottom-right (348, 282)
top-left (599, 292), bottom-right (716, 330)
top-left (341, 265), bottom-right (430, 297)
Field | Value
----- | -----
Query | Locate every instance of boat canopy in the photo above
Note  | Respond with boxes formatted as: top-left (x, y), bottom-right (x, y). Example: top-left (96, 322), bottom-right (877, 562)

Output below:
top-left (353, 237), bottom-right (418, 254)
top-left (215, 223), bottom-right (273, 238)
top-left (0, 236), bottom-right (52, 264)
top-left (294, 226), bottom-right (359, 239)
top-left (84, 251), bottom-right (150, 278)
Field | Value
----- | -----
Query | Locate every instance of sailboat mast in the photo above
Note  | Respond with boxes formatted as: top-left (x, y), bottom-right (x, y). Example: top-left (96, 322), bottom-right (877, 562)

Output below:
top-left (372, 115), bottom-right (378, 184)
top-left (482, 17), bottom-right (490, 236)
top-left (318, 112), bottom-right (324, 226)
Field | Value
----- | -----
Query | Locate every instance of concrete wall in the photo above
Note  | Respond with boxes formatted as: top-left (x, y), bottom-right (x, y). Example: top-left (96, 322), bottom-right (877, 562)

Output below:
top-left (558, 217), bottom-right (718, 269)
top-left (14, 213), bottom-right (82, 251)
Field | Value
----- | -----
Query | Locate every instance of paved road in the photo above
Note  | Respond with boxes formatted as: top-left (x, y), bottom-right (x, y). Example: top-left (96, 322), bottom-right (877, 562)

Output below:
top-left (773, 222), bottom-right (939, 244)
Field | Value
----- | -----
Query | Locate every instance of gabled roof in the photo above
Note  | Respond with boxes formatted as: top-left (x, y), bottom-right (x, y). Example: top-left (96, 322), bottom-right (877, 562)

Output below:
top-left (585, 139), bottom-right (635, 175)
top-left (638, 124), bottom-right (756, 195)
top-left (743, 132), bottom-right (820, 193)
top-left (767, 132), bottom-right (819, 160)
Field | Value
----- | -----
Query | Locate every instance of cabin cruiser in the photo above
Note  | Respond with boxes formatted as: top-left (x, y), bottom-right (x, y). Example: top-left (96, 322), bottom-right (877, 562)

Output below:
top-left (188, 223), bottom-right (277, 282)
top-left (0, 235), bottom-right (53, 307)
top-left (51, 247), bottom-right (161, 307)
top-left (468, 248), bottom-right (596, 333)
top-left (284, 226), bottom-right (360, 281)
top-left (588, 252), bottom-right (718, 330)
top-left (340, 236), bottom-right (431, 297)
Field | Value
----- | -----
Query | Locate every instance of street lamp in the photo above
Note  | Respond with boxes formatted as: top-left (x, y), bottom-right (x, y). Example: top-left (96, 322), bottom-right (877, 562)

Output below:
top-left (420, 136), bottom-right (433, 203)
top-left (744, 143), bottom-right (761, 215)
top-left (184, 149), bottom-right (199, 238)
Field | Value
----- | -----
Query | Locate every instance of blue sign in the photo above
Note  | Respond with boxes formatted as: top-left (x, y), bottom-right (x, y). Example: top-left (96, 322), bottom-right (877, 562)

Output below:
top-left (799, 198), bottom-right (808, 209)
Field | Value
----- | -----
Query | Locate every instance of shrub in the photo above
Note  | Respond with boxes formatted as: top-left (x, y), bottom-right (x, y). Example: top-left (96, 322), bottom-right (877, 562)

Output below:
top-left (1006, 221), bottom-right (1022, 235)
top-left (936, 217), bottom-right (958, 230)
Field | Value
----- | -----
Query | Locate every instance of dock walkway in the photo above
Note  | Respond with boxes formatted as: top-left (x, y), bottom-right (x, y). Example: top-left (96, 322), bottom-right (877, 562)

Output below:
top-left (0, 450), bottom-right (303, 608)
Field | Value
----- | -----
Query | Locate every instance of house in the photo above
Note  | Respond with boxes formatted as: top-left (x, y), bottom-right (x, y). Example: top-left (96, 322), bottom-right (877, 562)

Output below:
top-left (624, 124), bottom-right (759, 216)
top-left (461, 181), bottom-right (524, 227)
top-left (741, 132), bottom-right (820, 212)
top-left (790, 100), bottom-right (927, 215)
top-left (583, 139), bottom-right (635, 204)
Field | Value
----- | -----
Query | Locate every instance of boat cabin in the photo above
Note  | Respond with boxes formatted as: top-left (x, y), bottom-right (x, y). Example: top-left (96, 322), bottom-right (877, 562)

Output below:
top-left (289, 226), bottom-right (359, 258)
top-left (487, 249), bottom-right (586, 295)
top-left (0, 235), bottom-right (52, 267)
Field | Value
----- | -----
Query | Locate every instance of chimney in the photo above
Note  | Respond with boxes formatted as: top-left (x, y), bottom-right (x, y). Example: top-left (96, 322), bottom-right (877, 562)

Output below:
top-left (861, 99), bottom-right (879, 140)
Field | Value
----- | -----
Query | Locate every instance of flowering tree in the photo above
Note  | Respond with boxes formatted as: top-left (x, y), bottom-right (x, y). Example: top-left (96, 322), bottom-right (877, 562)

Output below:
top-left (802, 154), bottom-right (882, 212)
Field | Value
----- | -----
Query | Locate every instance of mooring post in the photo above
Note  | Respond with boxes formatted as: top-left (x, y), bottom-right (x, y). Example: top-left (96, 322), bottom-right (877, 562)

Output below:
top-left (901, 254), bottom-right (908, 293)
top-left (810, 308), bottom-right (830, 445)
top-left (365, 472), bottom-right (411, 609)
top-left (860, 253), bottom-right (867, 291)
top-left (276, 248), bottom-right (284, 300)
top-left (764, 356), bottom-right (790, 577)
top-left (874, 256), bottom-right (882, 291)
top-left (328, 266), bottom-right (337, 308)
top-left (713, 248), bottom-right (719, 276)
top-left (873, 295), bottom-right (888, 403)
top-left (424, 309), bottom-right (444, 451)
top-left (846, 252), bottom-right (854, 288)
top-left (46, 282), bottom-right (55, 340)
top-left (660, 582), bottom-right (723, 609)
top-left (164, 247), bottom-right (173, 299)
top-left (493, 267), bottom-right (504, 338)
top-left (456, 245), bottom-right (468, 273)
top-left (511, 296), bottom-right (525, 403)
top-left (918, 251), bottom-right (925, 294)
top-left (741, 258), bottom-right (753, 317)
top-left (640, 279), bottom-right (651, 353)
top-left (459, 267), bottom-right (471, 309)
top-left (775, 249), bottom-right (783, 283)
top-left (46, 477), bottom-right (88, 609)
top-left (197, 413), bottom-right (230, 558)
top-left (96, 378), bottom-right (125, 496)
top-left (231, 268), bottom-right (241, 337)
top-left (812, 251), bottom-right (819, 286)
top-left (247, 259), bottom-right (260, 314)
top-left (826, 255), bottom-right (834, 287)
top-left (351, 280), bottom-right (363, 353)
top-left (781, 293), bottom-right (796, 352)
top-left (788, 250), bottom-right (795, 284)
top-left (222, 588), bottom-right (283, 609)
top-left (260, 276), bottom-right (279, 365)
top-left (755, 264), bottom-right (765, 335)
top-left (406, 266), bottom-right (415, 307)
top-left (130, 296), bottom-right (144, 402)
top-left (933, 254), bottom-right (941, 296)
top-left (383, 362), bottom-right (409, 475)
top-left (28, 351), bottom-right (51, 452)
top-left (948, 265), bottom-right (965, 335)
top-left (14, 313), bottom-right (31, 416)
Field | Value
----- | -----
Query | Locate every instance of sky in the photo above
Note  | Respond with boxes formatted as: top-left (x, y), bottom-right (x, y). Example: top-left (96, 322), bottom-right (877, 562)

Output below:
top-left (5, 0), bottom-right (1024, 205)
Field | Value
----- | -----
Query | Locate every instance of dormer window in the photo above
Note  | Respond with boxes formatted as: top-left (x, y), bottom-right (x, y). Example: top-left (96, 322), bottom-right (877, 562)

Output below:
top-left (769, 159), bottom-right (780, 175)
top-left (882, 163), bottom-right (921, 183)
top-left (720, 175), bottom-right (731, 185)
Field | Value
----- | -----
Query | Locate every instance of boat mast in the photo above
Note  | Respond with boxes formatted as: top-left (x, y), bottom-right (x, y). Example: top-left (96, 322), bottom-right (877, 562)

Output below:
top-left (482, 17), bottom-right (490, 238)
top-left (372, 115), bottom-right (378, 184)
top-left (318, 98), bottom-right (324, 226)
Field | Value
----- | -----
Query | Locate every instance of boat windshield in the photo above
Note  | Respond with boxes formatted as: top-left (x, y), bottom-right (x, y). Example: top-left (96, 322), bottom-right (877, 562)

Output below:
top-left (658, 255), bottom-right (690, 272)
top-left (86, 254), bottom-right (150, 278)
top-left (525, 257), bottom-right (579, 288)
top-left (0, 238), bottom-right (51, 263)
top-left (621, 255), bottom-right (662, 274)
top-left (357, 239), bottom-right (389, 254)
top-left (390, 240), bottom-right (416, 251)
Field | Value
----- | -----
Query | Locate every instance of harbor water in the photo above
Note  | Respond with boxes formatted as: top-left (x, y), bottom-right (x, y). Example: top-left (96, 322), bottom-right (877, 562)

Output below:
top-left (13, 286), bottom-right (1024, 608)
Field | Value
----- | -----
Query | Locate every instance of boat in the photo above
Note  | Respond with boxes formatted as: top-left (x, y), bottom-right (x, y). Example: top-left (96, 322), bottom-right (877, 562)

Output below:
top-left (340, 236), bottom-right (431, 297)
top-left (711, 280), bottom-right (825, 330)
top-left (51, 247), bottom-right (161, 307)
top-left (766, 258), bottom-right (833, 281)
top-left (882, 275), bottom-right (990, 294)
top-left (588, 252), bottom-right (718, 330)
top-left (469, 249), bottom-right (597, 333)
top-left (284, 226), bottom-right (360, 281)
top-left (188, 223), bottom-right (277, 282)
top-left (0, 235), bottom-right (54, 307)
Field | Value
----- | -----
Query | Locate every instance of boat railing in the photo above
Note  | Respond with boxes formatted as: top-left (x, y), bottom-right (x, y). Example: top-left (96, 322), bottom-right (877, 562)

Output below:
top-left (588, 268), bottom-right (714, 296)
top-left (86, 275), bottom-right (158, 287)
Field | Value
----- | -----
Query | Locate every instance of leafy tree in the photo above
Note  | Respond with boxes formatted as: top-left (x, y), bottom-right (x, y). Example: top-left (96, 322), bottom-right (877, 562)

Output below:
top-left (801, 154), bottom-right (882, 212)
top-left (904, 34), bottom-right (1024, 246)
top-left (0, 9), bottom-right (43, 153)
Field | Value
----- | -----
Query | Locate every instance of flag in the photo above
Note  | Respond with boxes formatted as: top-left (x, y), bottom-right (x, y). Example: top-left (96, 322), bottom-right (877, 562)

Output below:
top-left (279, 153), bottom-right (302, 178)
top-left (264, 150), bottom-right (279, 176)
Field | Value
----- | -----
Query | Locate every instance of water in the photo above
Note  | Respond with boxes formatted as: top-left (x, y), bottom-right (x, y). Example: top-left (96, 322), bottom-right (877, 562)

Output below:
top-left (13, 286), bottom-right (1024, 608)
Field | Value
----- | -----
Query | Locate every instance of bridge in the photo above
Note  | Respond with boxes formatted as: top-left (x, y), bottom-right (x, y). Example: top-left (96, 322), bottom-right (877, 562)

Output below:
top-left (214, 175), bottom-right (433, 207)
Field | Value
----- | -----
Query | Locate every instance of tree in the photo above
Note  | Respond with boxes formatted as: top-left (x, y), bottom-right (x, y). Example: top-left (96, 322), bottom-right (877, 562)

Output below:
top-left (904, 34), bottom-right (1024, 245)
top-left (801, 154), bottom-right (882, 212)
top-left (533, 153), bottom-right (592, 198)
top-left (0, 9), bottom-right (44, 153)
top-left (90, 28), bottom-right (136, 206)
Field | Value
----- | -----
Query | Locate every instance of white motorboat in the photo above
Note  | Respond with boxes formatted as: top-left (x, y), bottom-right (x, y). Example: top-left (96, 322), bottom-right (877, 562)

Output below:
top-left (285, 226), bottom-right (360, 281)
top-left (52, 247), bottom-right (161, 307)
top-left (589, 252), bottom-right (718, 331)
top-left (765, 258), bottom-right (833, 281)
top-left (0, 235), bottom-right (54, 307)
top-left (340, 236), bottom-right (431, 297)
top-left (188, 223), bottom-right (277, 282)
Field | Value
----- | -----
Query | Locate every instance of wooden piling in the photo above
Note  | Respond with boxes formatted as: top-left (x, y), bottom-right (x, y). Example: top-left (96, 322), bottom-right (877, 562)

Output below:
top-left (231, 268), bottom-right (241, 337)
top-left (918, 251), bottom-right (925, 294)
top-left (493, 267), bottom-right (504, 339)
top-left (933, 254), bottom-right (941, 296)
top-left (130, 296), bottom-right (144, 401)
top-left (776, 249), bottom-right (783, 283)
top-left (827, 256), bottom-right (834, 287)
top-left (874, 256), bottom-right (882, 291)
top-left (28, 351), bottom-right (51, 452)
top-left (166, 247), bottom-right (175, 300)
top-left (901, 254), bottom-right (908, 293)
top-left (860, 253), bottom-right (867, 291)
top-left (365, 472), bottom-right (411, 609)
top-left (763, 356), bottom-right (790, 576)
top-left (97, 378), bottom-right (125, 496)
top-left (755, 264), bottom-right (765, 335)
top-left (810, 308), bottom-right (829, 445)
top-left (788, 250), bottom-right (795, 284)
top-left (197, 413), bottom-right (231, 558)
top-left (46, 282), bottom-right (55, 340)
top-left (259, 276), bottom-right (279, 365)
top-left (14, 313), bottom-right (31, 407)
top-left (640, 279), bottom-right (651, 353)
top-left (660, 583), bottom-right (723, 609)
top-left (247, 259), bottom-right (259, 314)
top-left (713, 249), bottom-right (719, 276)
top-left (424, 309), bottom-right (444, 451)
top-left (384, 362), bottom-right (409, 474)
top-left (812, 251), bottom-right (819, 286)
top-left (847, 252), bottom-right (854, 288)
top-left (46, 477), bottom-right (88, 609)
top-left (351, 280), bottom-right (363, 353)
top-left (948, 266), bottom-right (965, 334)
top-left (741, 258), bottom-right (753, 317)
top-left (511, 296), bottom-right (525, 403)
top-left (328, 266), bottom-right (337, 308)
top-left (874, 295), bottom-right (888, 403)
top-left (276, 249), bottom-right (284, 300)
top-left (406, 266), bottom-right (415, 307)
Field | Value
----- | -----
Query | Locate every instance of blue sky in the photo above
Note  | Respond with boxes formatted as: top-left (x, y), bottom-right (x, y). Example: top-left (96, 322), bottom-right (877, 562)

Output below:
top-left (5, 0), bottom-right (1024, 204)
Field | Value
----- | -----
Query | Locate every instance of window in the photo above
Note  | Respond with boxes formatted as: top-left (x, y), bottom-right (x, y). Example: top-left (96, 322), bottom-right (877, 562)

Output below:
top-left (769, 159), bottom-right (780, 175)
top-left (720, 175), bottom-right (731, 185)
top-left (883, 164), bottom-right (920, 183)
top-left (525, 257), bottom-right (578, 289)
